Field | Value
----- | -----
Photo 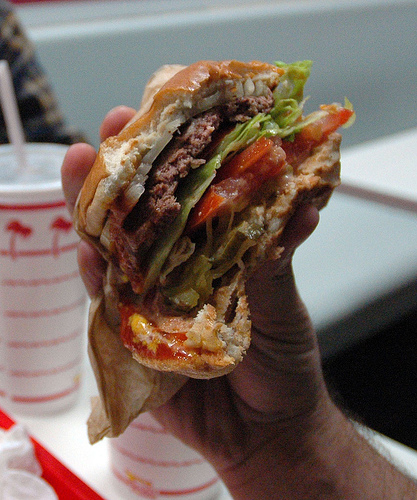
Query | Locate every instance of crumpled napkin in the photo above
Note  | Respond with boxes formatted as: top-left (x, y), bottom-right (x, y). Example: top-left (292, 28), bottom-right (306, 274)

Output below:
top-left (0, 424), bottom-right (57, 500)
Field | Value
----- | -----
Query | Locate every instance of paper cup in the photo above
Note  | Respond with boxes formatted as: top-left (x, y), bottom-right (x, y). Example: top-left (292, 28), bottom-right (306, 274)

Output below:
top-left (0, 143), bottom-right (87, 415)
top-left (110, 412), bottom-right (221, 500)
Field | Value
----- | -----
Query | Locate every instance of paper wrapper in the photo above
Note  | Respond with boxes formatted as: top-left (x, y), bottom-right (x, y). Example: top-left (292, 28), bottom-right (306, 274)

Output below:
top-left (86, 294), bottom-right (187, 444)
top-left (0, 424), bottom-right (58, 499)
top-left (86, 64), bottom-right (190, 444)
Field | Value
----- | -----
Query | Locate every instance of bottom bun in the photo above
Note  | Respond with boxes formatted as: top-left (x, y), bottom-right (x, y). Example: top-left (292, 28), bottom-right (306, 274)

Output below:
top-left (129, 269), bottom-right (251, 379)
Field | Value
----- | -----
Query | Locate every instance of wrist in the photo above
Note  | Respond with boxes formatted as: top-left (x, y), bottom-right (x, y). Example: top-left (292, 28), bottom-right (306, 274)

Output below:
top-left (218, 399), bottom-right (416, 500)
top-left (218, 395), bottom-right (342, 499)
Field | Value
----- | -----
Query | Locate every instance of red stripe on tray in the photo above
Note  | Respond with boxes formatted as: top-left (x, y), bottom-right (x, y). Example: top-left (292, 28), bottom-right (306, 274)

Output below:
top-left (0, 201), bottom-right (66, 211)
top-left (113, 441), bottom-right (204, 467)
top-left (2, 270), bottom-right (80, 287)
top-left (7, 328), bottom-right (82, 349)
top-left (0, 408), bottom-right (105, 500)
top-left (4, 297), bottom-right (85, 318)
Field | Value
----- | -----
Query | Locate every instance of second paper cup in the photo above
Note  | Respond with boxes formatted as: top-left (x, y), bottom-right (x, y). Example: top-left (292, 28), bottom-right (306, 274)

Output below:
top-left (110, 412), bottom-right (221, 499)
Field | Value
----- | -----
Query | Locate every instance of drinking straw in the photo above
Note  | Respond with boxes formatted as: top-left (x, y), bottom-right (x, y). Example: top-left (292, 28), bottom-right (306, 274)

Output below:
top-left (0, 60), bottom-right (28, 172)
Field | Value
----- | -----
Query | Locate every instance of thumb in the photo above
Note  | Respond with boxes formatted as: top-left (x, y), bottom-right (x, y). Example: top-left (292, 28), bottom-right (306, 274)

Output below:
top-left (77, 240), bottom-right (107, 298)
top-left (275, 204), bottom-right (320, 270)
top-left (246, 204), bottom-right (319, 339)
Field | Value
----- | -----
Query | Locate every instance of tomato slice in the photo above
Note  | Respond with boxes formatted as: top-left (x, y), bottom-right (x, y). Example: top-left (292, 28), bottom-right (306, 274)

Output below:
top-left (282, 105), bottom-right (354, 166)
top-left (187, 138), bottom-right (286, 230)
top-left (215, 136), bottom-right (274, 182)
top-left (300, 105), bottom-right (354, 142)
top-left (186, 189), bottom-right (226, 231)
top-left (187, 105), bottom-right (353, 231)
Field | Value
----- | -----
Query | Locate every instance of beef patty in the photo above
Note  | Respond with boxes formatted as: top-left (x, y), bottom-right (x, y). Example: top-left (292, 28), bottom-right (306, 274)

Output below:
top-left (109, 92), bottom-right (275, 293)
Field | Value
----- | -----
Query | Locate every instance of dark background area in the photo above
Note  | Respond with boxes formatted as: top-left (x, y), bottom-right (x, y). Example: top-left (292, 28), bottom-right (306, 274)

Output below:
top-left (323, 307), bottom-right (417, 450)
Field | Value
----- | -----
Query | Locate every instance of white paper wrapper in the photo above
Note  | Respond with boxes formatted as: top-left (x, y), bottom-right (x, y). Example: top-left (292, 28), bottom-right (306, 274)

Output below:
top-left (0, 424), bottom-right (58, 499)
top-left (87, 293), bottom-right (187, 443)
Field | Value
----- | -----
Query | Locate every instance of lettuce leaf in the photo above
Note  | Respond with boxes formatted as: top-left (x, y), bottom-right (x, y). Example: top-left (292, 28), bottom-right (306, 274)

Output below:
top-left (162, 220), bottom-right (263, 309)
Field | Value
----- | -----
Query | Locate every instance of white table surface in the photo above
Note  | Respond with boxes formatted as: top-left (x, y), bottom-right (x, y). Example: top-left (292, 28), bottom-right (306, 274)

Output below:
top-left (338, 128), bottom-right (417, 212)
top-left (1, 357), bottom-right (416, 499)
top-left (292, 190), bottom-right (417, 356)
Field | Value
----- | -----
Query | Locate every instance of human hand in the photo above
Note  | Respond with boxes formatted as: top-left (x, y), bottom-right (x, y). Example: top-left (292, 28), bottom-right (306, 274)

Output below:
top-left (62, 105), bottom-right (334, 488)
top-left (62, 106), bottom-right (137, 296)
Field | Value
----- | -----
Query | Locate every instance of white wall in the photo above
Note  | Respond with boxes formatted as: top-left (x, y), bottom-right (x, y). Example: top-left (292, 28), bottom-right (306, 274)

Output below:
top-left (17, 0), bottom-right (417, 148)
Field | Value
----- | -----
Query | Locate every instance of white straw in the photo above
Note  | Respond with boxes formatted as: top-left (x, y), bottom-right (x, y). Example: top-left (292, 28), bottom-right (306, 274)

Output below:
top-left (0, 60), bottom-right (28, 172)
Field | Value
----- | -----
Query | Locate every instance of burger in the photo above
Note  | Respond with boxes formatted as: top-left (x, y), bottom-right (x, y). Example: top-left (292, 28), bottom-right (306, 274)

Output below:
top-left (74, 59), bottom-right (353, 440)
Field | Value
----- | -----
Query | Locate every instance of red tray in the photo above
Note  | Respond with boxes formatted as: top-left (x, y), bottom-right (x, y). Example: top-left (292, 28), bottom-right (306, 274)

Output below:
top-left (0, 408), bottom-right (105, 500)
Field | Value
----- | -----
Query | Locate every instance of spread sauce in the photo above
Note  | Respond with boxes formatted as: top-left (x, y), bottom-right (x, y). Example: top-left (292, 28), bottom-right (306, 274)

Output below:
top-left (120, 303), bottom-right (194, 361)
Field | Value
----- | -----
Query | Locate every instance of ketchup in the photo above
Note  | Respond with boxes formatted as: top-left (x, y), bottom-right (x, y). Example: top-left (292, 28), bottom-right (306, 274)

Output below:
top-left (120, 303), bottom-right (193, 361)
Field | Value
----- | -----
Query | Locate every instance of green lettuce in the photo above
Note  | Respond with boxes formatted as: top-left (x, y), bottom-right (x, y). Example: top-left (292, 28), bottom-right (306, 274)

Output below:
top-left (162, 220), bottom-right (263, 310)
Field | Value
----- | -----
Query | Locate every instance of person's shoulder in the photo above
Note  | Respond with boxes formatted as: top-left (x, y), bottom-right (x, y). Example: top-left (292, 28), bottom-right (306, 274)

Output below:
top-left (0, 1), bottom-right (12, 18)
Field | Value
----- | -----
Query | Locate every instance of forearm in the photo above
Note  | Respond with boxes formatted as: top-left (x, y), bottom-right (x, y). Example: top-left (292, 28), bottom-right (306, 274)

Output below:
top-left (219, 402), bottom-right (417, 499)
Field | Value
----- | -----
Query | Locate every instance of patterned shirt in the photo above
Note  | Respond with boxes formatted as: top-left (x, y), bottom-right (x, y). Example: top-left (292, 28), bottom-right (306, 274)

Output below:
top-left (0, 0), bottom-right (87, 144)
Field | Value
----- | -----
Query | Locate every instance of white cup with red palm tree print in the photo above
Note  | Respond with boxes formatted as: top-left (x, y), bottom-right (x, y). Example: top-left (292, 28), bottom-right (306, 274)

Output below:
top-left (0, 143), bottom-right (87, 415)
top-left (110, 412), bottom-right (222, 500)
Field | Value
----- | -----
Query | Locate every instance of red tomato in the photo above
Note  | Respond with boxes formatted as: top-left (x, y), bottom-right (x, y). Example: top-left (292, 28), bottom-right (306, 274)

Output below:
top-left (300, 105), bottom-right (354, 142)
top-left (215, 136), bottom-right (274, 182)
top-left (187, 189), bottom-right (226, 231)
top-left (187, 105), bottom-right (353, 231)
top-left (282, 105), bottom-right (354, 166)
top-left (187, 139), bottom-right (286, 230)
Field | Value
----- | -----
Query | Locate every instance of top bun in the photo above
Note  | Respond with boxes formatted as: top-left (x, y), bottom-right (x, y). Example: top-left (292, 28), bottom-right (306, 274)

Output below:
top-left (75, 60), bottom-right (283, 252)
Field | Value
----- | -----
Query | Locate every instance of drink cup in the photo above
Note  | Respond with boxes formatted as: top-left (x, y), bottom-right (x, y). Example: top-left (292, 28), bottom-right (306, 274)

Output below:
top-left (109, 412), bottom-right (221, 500)
top-left (0, 143), bottom-right (87, 415)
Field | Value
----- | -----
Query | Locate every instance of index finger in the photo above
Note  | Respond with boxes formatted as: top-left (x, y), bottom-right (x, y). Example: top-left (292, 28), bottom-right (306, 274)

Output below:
top-left (99, 105), bottom-right (137, 142)
top-left (62, 106), bottom-right (137, 214)
top-left (61, 143), bottom-right (96, 214)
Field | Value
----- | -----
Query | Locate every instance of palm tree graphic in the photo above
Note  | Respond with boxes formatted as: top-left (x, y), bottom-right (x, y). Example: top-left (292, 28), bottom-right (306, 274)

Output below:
top-left (50, 216), bottom-right (73, 257)
top-left (6, 220), bottom-right (33, 259)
